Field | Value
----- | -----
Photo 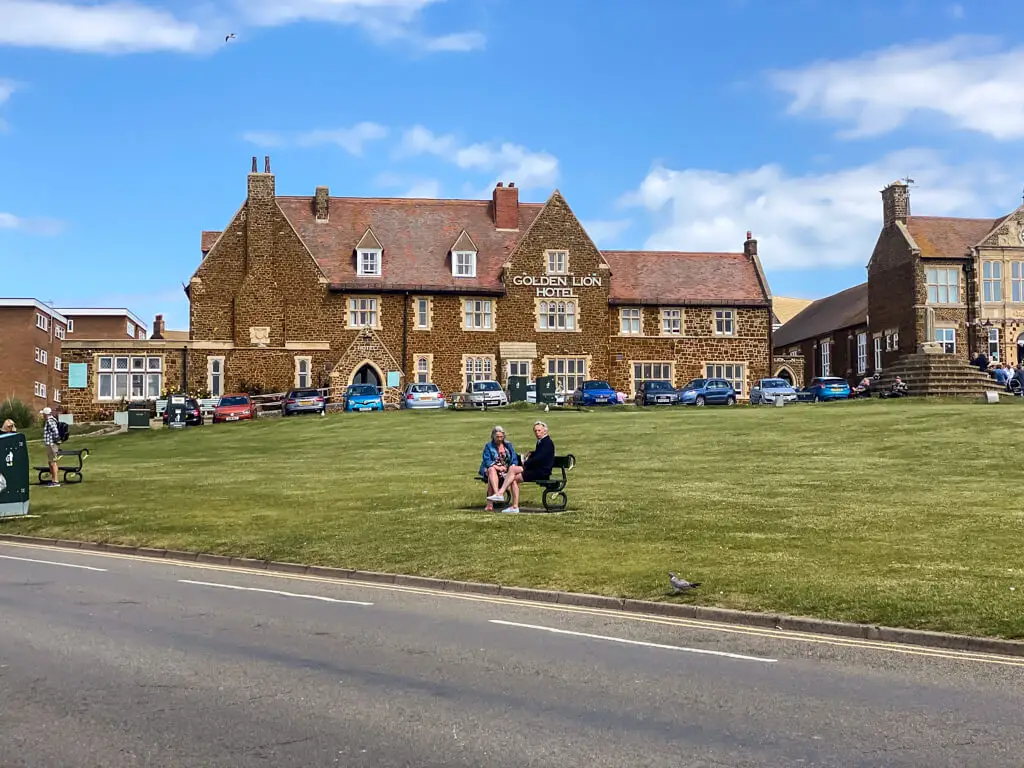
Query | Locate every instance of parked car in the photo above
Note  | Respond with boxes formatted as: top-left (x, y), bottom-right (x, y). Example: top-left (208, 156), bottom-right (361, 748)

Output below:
top-left (573, 379), bottom-right (617, 406)
top-left (162, 396), bottom-right (203, 426)
top-left (212, 393), bottom-right (255, 423)
top-left (678, 378), bottom-right (737, 406)
top-left (283, 388), bottom-right (326, 416)
top-left (525, 382), bottom-right (567, 405)
top-left (402, 382), bottom-right (446, 409)
top-left (801, 376), bottom-right (852, 402)
top-left (466, 380), bottom-right (508, 408)
top-left (344, 384), bottom-right (385, 412)
top-left (750, 377), bottom-right (798, 405)
top-left (634, 380), bottom-right (679, 406)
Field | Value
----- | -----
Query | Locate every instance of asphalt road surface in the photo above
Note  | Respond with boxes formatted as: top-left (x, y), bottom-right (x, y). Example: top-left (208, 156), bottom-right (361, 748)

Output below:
top-left (0, 542), bottom-right (1022, 768)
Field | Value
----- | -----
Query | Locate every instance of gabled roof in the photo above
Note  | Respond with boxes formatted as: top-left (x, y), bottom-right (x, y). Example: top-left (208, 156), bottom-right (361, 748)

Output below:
top-left (905, 216), bottom-right (1002, 258)
top-left (773, 297), bottom-right (814, 326)
top-left (601, 251), bottom-right (769, 306)
top-left (450, 230), bottom-right (477, 253)
top-left (773, 282), bottom-right (868, 348)
top-left (275, 196), bottom-right (544, 293)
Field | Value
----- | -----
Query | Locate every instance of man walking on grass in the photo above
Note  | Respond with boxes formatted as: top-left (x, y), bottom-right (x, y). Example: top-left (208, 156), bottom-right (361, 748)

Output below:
top-left (41, 407), bottom-right (61, 487)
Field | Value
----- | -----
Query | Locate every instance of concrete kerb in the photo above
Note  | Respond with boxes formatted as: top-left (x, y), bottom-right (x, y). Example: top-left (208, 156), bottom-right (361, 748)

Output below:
top-left (2, 532), bottom-right (1022, 658)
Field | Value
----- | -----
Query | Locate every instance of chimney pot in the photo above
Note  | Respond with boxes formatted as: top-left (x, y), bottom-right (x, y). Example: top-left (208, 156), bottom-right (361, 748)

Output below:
top-left (746, 230), bottom-right (752, 240)
top-left (264, 156), bottom-right (271, 174)
top-left (496, 182), bottom-right (504, 188)
top-left (508, 182), bottom-right (515, 188)
top-left (251, 156), bottom-right (258, 173)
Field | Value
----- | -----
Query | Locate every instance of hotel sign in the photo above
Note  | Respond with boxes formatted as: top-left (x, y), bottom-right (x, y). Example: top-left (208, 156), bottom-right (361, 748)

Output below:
top-left (511, 273), bottom-right (603, 298)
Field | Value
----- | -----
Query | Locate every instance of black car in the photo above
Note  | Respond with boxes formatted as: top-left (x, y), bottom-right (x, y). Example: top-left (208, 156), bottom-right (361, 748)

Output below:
top-left (162, 396), bottom-right (203, 426)
top-left (634, 380), bottom-right (679, 406)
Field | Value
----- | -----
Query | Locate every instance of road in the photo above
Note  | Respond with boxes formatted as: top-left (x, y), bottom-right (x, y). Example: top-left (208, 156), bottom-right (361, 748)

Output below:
top-left (0, 542), bottom-right (1021, 768)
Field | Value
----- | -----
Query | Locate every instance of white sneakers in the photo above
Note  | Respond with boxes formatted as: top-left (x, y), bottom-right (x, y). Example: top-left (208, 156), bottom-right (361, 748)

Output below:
top-left (486, 494), bottom-right (505, 502)
top-left (501, 507), bottom-right (520, 514)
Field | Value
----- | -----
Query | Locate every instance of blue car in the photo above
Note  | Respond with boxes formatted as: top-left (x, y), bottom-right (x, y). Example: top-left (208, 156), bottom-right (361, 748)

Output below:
top-left (800, 376), bottom-right (851, 402)
top-left (344, 384), bottom-right (384, 412)
top-left (573, 379), bottom-right (617, 406)
top-left (678, 378), bottom-right (737, 407)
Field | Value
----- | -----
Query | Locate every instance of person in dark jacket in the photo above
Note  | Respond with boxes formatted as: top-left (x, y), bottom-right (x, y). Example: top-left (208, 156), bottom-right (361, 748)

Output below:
top-left (487, 421), bottom-right (555, 514)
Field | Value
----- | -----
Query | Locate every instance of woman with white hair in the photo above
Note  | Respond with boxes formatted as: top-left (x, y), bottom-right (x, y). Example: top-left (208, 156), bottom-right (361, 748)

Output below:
top-left (479, 425), bottom-right (518, 512)
top-left (488, 421), bottom-right (555, 514)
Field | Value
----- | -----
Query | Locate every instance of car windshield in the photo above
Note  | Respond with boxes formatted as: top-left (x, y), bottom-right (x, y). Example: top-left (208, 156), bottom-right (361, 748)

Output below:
top-left (759, 379), bottom-right (790, 389)
top-left (348, 385), bottom-right (377, 396)
top-left (584, 381), bottom-right (611, 390)
top-left (474, 381), bottom-right (501, 391)
top-left (683, 379), bottom-right (706, 389)
top-left (409, 384), bottom-right (438, 393)
top-left (290, 389), bottom-right (320, 398)
top-left (218, 396), bottom-right (249, 407)
top-left (646, 381), bottom-right (673, 391)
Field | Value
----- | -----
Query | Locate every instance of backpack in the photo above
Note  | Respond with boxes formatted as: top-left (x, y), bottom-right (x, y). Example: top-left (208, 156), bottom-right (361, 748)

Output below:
top-left (56, 420), bottom-right (70, 443)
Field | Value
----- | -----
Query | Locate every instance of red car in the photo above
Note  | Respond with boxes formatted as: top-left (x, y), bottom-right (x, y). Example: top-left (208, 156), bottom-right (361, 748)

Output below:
top-left (212, 394), bottom-right (255, 423)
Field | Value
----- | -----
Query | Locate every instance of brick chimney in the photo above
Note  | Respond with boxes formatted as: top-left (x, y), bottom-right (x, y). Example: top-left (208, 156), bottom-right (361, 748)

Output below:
top-left (492, 181), bottom-right (519, 230)
top-left (881, 180), bottom-right (909, 228)
top-left (152, 314), bottom-right (165, 340)
top-left (247, 155), bottom-right (275, 201)
top-left (315, 185), bottom-right (329, 222)
top-left (743, 230), bottom-right (758, 258)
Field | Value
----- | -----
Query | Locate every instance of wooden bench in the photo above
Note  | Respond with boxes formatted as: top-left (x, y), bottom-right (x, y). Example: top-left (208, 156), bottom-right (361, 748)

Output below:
top-left (474, 454), bottom-right (576, 512)
top-left (34, 448), bottom-right (90, 485)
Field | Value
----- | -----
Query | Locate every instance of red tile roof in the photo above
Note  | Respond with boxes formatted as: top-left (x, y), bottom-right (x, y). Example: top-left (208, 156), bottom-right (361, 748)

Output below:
top-left (276, 196), bottom-right (544, 293)
top-left (905, 216), bottom-right (1001, 258)
top-left (201, 231), bottom-right (221, 253)
top-left (601, 251), bottom-right (769, 306)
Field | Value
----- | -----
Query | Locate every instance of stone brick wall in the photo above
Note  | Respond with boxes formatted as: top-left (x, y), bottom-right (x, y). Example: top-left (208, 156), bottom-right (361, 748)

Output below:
top-left (772, 355), bottom-right (805, 387)
top-left (867, 226), bottom-right (919, 368)
top-left (0, 306), bottom-right (66, 413)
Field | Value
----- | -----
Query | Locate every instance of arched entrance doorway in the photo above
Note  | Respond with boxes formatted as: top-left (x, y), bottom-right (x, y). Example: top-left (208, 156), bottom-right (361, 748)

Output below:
top-left (775, 367), bottom-right (794, 385)
top-left (351, 362), bottom-right (382, 389)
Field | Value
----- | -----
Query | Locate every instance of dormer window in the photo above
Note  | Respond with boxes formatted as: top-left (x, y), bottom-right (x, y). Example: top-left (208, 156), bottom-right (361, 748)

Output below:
top-left (358, 249), bottom-right (382, 276)
top-left (453, 251), bottom-right (477, 278)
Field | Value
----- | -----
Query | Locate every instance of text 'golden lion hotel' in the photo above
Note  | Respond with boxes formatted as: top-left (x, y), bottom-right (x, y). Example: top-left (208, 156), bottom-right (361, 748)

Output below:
top-left (63, 157), bottom-right (775, 413)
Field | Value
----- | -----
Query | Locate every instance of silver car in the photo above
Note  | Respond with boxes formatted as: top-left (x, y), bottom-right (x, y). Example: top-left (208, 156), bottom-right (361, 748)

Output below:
top-left (750, 377), bottom-right (798, 405)
top-left (467, 380), bottom-right (508, 407)
top-left (402, 382), bottom-right (446, 409)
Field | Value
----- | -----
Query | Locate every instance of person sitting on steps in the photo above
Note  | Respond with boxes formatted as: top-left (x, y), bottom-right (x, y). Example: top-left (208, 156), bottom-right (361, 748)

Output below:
top-left (487, 421), bottom-right (555, 515)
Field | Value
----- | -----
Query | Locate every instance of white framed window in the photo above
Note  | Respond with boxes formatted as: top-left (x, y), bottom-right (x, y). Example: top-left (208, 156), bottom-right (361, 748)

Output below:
top-left (1011, 261), bottom-right (1024, 302)
top-left (538, 300), bottom-right (577, 331)
top-left (982, 261), bottom-right (1002, 302)
top-left (935, 328), bottom-right (956, 354)
top-left (893, 330), bottom-right (899, 349)
top-left (463, 299), bottom-right (493, 330)
top-left (546, 249), bottom-right (568, 275)
top-left (138, 328), bottom-right (146, 340)
top-left (36, 313), bottom-right (49, 331)
top-left (414, 297), bottom-right (430, 329)
top-left (661, 309), bottom-right (681, 335)
top-left (207, 356), bottom-right (225, 398)
top-left (54, 389), bottom-right (61, 403)
top-left (348, 297), bottom-right (379, 328)
top-left (294, 356), bottom-right (312, 388)
top-left (453, 251), bottom-right (477, 278)
top-left (546, 357), bottom-right (586, 393)
top-left (633, 361), bottom-right (673, 392)
top-left (34, 347), bottom-right (44, 364)
top-left (989, 328), bottom-right (1000, 361)
top-left (926, 267), bottom-right (959, 305)
top-left (54, 356), bottom-right (62, 372)
top-left (620, 307), bottom-right (641, 335)
top-left (819, 341), bottom-right (831, 376)
top-left (874, 336), bottom-right (883, 371)
top-left (856, 332), bottom-right (867, 375)
top-left (705, 362), bottom-right (746, 397)
top-left (357, 249), bottom-right (382, 277)
top-left (464, 355), bottom-right (495, 387)
top-left (34, 381), bottom-right (46, 398)
top-left (414, 355), bottom-right (432, 384)
top-left (714, 309), bottom-right (735, 336)
top-left (97, 355), bottom-right (162, 401)
top-left (127, 320), bottom-right (136, 338)
top-left (506, 359), bottom-right (531, 381)
top-left (54, 325), bottom-right (65, 340)
top-left (66, 319), bottom-right (74, 333)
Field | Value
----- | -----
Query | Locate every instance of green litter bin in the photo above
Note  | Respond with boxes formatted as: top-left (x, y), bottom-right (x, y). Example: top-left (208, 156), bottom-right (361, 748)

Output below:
top-left (127, 401), bottom-right (152, 429)
top-left (0, 432), bottom-right (30, 518)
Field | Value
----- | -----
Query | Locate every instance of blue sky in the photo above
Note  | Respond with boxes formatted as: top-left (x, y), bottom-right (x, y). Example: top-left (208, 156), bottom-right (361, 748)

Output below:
top-left (3, 0), bottom-right (1024, 331)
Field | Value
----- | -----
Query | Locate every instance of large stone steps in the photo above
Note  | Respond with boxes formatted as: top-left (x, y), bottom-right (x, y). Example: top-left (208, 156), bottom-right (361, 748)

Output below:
top-left (875, 353), bottom-right (1000, 397)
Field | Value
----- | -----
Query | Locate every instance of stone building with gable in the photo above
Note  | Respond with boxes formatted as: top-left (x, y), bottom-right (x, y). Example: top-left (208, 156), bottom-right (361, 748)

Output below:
top-left (60, 157), bottom-right (775, 417)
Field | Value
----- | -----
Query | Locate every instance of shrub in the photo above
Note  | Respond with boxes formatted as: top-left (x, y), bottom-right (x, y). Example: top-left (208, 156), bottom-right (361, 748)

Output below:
top-left (0, 397), bottom-right (36, 429)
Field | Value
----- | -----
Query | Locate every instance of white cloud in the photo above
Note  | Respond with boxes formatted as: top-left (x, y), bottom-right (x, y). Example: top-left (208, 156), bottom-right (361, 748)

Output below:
top-left (243, 123), bottom-right (388, 155)
top-left (581, 219), bottom-right (631, 246)
top-left (770, 36), bottom-right (1024, 140)
top-left (396, 125), bottom-right (559, 190)
top-left (401, 179), bottom-right (442, 198)
top-left (0, 78), bottom-right (14, 130)
top-left (620, 149), bottom-right (1015, 270)
top-left (0, 211), bottom-right (66, 235)
top-left (947, 3), bottom-right (965, 19)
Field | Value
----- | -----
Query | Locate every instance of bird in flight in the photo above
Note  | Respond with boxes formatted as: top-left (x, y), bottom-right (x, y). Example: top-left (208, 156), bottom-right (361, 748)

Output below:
top-left (225, 33), bottom-right (236, 42)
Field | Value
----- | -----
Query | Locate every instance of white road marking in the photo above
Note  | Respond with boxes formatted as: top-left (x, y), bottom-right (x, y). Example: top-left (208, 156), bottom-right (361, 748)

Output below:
top-left (491, 620), bottom-right (778, 663)
top-left (178, 579), bottom-right (373, 605)
top-left (0, 554), bottom-right (107, 572)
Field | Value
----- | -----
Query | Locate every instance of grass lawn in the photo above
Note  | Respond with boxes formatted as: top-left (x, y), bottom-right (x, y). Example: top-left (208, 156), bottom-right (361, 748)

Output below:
top-left (6, 399), bottom-right (1023, 639)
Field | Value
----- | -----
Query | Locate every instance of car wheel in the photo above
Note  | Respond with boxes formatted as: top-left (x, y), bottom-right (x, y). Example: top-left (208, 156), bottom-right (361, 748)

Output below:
top-left (726, 396), bottom-right (736, 406)
top-left (695, 395), bottom-right (705, 407)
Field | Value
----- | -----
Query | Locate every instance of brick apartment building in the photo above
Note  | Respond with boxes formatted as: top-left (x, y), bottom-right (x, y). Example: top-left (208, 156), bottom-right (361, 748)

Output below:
top-left (774, 180), bottom-right (1024, 384)
top-left (58, 157), bottom-right (775, 418)
top-left (0, 299), bottom-right (69, 409)
top-left (58, 308), bottom-right (148, 341)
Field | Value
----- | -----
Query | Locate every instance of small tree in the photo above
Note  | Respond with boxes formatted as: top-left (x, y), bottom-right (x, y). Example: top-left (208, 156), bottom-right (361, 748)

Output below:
top-left (0, 397), bottom-right (36, 429)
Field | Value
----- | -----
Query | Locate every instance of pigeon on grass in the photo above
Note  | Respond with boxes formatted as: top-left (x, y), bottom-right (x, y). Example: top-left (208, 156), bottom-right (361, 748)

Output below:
top-left (668, 572), bottom-right (701, 593)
